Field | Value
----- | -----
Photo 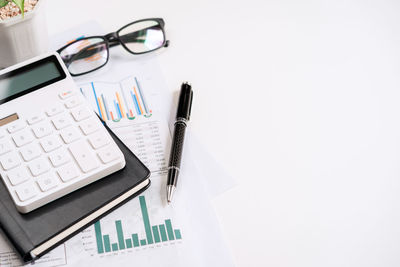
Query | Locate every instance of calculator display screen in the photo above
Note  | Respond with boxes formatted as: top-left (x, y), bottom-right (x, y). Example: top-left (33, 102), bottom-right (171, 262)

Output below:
top-left (0, 55), bottom-right (66, 104)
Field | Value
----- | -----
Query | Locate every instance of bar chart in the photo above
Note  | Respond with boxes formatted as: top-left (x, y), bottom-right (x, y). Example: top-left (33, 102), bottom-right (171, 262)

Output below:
top-left (94, 196), bottom-right (182, 254)
top-left (79, 76), bottom-right (152, 122)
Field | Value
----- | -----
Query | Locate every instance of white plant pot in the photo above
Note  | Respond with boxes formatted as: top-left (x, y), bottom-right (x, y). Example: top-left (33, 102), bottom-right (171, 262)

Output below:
top-left (0, 0), bottom-right (48, 69)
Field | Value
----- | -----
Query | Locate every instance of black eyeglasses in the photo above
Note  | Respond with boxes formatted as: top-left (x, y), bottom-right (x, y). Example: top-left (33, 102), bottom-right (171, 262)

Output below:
top-left (57, 18), bottom-right (169, 76)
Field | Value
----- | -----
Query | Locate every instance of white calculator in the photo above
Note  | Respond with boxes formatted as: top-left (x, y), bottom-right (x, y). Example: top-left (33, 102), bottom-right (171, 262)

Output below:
top-left (0, 53), bottom-right (126, 213)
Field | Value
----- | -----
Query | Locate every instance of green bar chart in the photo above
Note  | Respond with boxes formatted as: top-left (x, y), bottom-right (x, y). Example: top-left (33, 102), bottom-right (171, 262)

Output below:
top-left (94, 220), bottom-right (104, 254)
top-left (132, 234), bottom-right (139, 247)
top-left (94, 196), bottom-right (182, 254)
top-left (103, 235), bottom-right (111, 252)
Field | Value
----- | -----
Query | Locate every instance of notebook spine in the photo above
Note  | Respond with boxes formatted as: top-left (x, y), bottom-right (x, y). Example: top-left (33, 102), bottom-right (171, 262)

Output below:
top-left (0, 200), bottom-right (33, 261)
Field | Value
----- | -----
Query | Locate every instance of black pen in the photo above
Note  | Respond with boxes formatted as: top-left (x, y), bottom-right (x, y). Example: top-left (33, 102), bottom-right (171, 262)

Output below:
top-left (167, 82), bottom-right (193, 204)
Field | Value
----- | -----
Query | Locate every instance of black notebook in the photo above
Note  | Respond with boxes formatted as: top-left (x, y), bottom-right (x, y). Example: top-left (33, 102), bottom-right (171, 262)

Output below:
top-left (0, 123), bottom-right (151, 262)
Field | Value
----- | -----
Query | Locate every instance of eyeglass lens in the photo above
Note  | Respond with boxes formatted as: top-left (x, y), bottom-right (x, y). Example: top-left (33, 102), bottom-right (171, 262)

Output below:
top-left (118, 20), bottom-right (165, 53)
top-left (59, 37), bottom-right (109, 76)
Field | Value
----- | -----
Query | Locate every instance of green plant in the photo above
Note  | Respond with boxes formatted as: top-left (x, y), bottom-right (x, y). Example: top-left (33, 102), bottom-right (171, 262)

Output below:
top-left (0, 0), bottom-right (25, 17)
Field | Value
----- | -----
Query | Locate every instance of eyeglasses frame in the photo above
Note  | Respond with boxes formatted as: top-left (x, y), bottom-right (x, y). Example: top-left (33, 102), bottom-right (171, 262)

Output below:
top-left (56, 18), bottom-right (169, 76)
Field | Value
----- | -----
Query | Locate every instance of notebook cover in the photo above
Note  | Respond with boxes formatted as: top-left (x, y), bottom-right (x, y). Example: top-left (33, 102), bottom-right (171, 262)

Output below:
top-left (0, 122), bottom-right (151, 262)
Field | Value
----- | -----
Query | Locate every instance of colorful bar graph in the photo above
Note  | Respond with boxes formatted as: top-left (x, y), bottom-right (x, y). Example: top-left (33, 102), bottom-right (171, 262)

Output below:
top-left (101, 94), bottom-right (110, 120)
top-left (114, 100), bottom-right (122, 119)
top-left (135, 77), bottom-right (149, 114)
top-left (120, 87), bottom-right (131, 117)
top-left (116, 92), bottom-right (126, 118)
top-left (94, 196), bottom-right (182, 254)
top-left (131, 91), bottom-right (141, 115)
top-left (98, 97), bottom-right (106, 121)
top-left (91, 82), bottom-right (102, 117)
top-left (117, 103), bottom-right (122, 118)
top-left (85, 77), bottom-right (152, 122)
top-left (133, 86), bottom-right (144, 115)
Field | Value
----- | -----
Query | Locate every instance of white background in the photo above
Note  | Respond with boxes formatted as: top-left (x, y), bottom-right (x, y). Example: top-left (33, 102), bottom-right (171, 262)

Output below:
top-left (46, 1), bottom-right (400, 266)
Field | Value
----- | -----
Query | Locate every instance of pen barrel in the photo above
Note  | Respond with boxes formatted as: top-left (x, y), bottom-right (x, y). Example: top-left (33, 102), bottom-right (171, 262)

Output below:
top-left (168, 120), bottom-right (187, 171)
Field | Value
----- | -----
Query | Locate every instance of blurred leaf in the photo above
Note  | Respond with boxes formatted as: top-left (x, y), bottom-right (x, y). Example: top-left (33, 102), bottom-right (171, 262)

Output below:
top-left (0, 0), bottom-right (8, 8)
top-left (12, 0), bottom-right (24, 17)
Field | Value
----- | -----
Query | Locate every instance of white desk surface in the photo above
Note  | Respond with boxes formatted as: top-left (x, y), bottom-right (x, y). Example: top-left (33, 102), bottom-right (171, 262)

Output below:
top-left (47, 1), bottom-right (400, 266)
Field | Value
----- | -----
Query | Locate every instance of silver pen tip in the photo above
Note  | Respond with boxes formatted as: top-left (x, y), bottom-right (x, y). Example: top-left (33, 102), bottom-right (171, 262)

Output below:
top-left (167, 185), bottom-right (175, 204)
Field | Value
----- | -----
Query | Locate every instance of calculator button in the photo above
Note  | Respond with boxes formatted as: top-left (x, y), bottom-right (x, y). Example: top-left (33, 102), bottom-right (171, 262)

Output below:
top-left (52, 113), bottom-right (71, 130)
top-left (60, 127), bottom-right (80, 144)
top-left (27, 114), bottom-right (44, 125)
top-left (0, 152), bottom-right (21, 170)
top-left (0, 139), bottom-right (13, 155)
top-left (36, 172), bottom-right (59, 192)
top-left (32, 122), bottom-right (53, 138)
top-left (88, 132), bottom-right (110, 149)
top-left (59, 90), bottom-right (75, 99)
top-left (40, 135), bottom-right (62, 152)
top-left (57, 162), bottom-right (79, 182)
top-left (46, 105), bottom-right (64, 117)
top-left (20, 143), bottom-right (42, 162)
top-left (79, 119), bottom-right (101, 135)
top-left (7, 166), bottom-right (30, 186)
top-left (12, 129), bottom-right (34, 147)
top-left (28, 158), bottom-right (50, 176)
top-left (49, 148), bottom-right (70, 167)
top-left (69, 140), bottom-right (99, 173)
top-left (7, 121), bottom-right (26, 133)
top-left (15, 182), bottom-right (38, 202)
top-left (97, 145), bottom-right (120, 164)
top-left (64, 96), bottom-right (82, 109)
top-left (70, 106), bottom-right (91, 122)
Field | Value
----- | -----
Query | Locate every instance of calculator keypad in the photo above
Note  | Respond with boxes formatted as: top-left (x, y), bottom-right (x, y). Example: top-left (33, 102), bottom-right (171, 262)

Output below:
top-left (7, 121), bottom-right (26, 133)
top-left (27, 114), bottom-right (44, 125)
top-left (37, 172), bottom-right (59, 192)
top-left (32, 122), bottom-right (53, 138)
top-left (15, 182), bottom-right (38, 202)
top-left (57, 162), bottom-right (79, 182)
top-left (45, 105), bottom-right (64, 117)
top-left (0, 89), bottom-right (125, 213)
top-left (7, 166), bottom-right (29, 185)
top-left (12, 129), bottom-right (34, 147)
top-left (20, 143), bottom-right (42, 161)
top-left (69, 140), bottom-right (99, 173)
top-left (0, 140), bottom-right (13, 155)
top-left (1, 152), bottom-right (21, 170)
